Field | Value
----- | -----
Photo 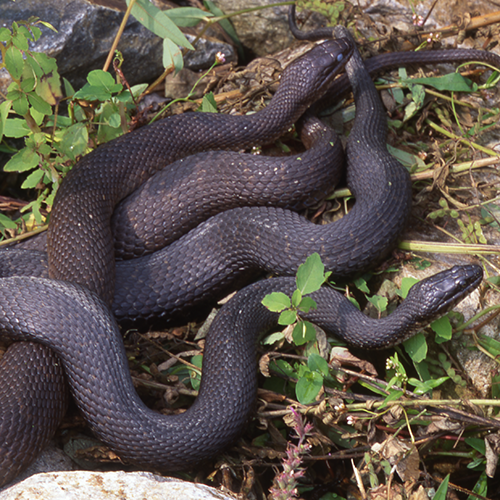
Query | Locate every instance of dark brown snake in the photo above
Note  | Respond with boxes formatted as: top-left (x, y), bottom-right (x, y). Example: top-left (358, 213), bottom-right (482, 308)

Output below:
top-left (0, 16), bottom-right (495, 484)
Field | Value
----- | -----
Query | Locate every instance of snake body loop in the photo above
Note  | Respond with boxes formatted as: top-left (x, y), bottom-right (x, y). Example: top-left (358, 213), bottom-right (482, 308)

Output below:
top-left (47, 38), bottom-right (354, 303)
top-left (0, 266), bottom-right (483, 471)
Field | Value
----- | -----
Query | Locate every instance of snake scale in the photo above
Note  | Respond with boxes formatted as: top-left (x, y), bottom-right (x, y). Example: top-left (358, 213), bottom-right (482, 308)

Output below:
top-left (0, 14), bottom-right (495, 484)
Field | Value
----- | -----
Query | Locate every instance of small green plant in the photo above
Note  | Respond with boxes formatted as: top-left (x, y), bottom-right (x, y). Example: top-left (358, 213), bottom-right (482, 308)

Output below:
top-left (0, 6), bottom-right (226, 237)
top-left (262, 253), bottom-right (332, 404)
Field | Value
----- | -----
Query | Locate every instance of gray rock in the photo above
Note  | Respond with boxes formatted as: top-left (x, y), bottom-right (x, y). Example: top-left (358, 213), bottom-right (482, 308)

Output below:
top-left (211, 0), bottom-right (294, 56)
top-left (0, 471), bottom-right (237, 500)
top-left (0, 0), bottom-right (235, 95)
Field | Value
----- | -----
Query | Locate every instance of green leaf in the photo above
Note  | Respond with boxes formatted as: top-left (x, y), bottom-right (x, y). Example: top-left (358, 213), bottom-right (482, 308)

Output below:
top-left (468, 471), bottom-right (488, 498)
top-left (380, 389), bottom-right (404, 408)
top-left (278, 309), bottom-right (297, 326)
top-left (12, 30), bottom-right (29, 51)
top-left (298, 296), bottom-right (317, 314)
top-left (0, 213), bottom-right (19, 232)
top-left (163, 37), bottom-right (184, 73)
top-left (164, 7), bottom-right (212, 27)
top-left (296, 253), bottom-right (326, 295)
top-left (353, 276), bottom-right (370, 294)
top-left (476, 333), bottom-right (500, 357)
top-left (189, 354), bottom-right (203, 390)
top-left (74, 83), bottom-right (112, 101)
top-left (204, 0), bottom-right (242, 56)
top-left (200, 92), bottom-right (217, 113)
top-left (408, 376), bottom-right (449, 395)
top-left (0, 27), bottom-right (11, 42)
top-left (87, 70), bottom-right (118, 91)
top-left (464, 438), bottom-right (486, 455)
top-left (4, 147), bottom-right (39, 173)
top-left (31, 53), bottom-right (63, 106)
top-left (366, 294), bottom-right (388, 313)
top-left (296, 369), bottom-right (323, 404)
top-left (433, 474), bottom-right (449, 500)
top-left (291, 289), bottom-right (302, 308)
top-left (403, 73), bottom-right (473, 92)
top-left (308, 353), bottom-right (329, 377)
top-left (262, 292), bottom-right (290, 312)
top-left (8, 88), bottom-right (29, 116)
top-left (431, 315), bottom-right (452, 343)
top-left (387, 144), bottom-right (426, 168)
top-left (3, 117), bottom-right (31, 138)
top-left (59, 122), bottom-right (88, 160)
top-left (403, 332), bottom-right (427, 363)
top-left (0, 100), bottom-right (13, 142)
top-left (262, 331), bottom-right (285, 345)
top-left (127, 0), bottom-right (194, 50)
top-left (5, 45), bottom-right (25, 80)
top-left (292, 320), bottom-right (316, 346)
top-left (21, 168), bottom-right (45, 189)
top-left (397, 277), bottom-right (419, 298)
top-left (28, 91), bottom-right (52, 116)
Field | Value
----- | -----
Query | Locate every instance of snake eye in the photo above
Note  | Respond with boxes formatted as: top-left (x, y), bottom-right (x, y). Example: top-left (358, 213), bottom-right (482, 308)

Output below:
top-left (337, 54), bottom-right (344, 62)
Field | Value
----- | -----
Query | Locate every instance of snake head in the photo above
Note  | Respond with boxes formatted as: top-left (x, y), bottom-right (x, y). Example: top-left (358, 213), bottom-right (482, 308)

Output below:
top-left (405, 264), bottom-right (483, 326)
top-left (278, 37), bottom-right (354, 109)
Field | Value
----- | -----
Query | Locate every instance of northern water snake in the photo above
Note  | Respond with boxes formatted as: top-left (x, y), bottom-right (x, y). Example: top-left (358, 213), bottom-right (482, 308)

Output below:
top-left (0, 20), bottom-right (494, 484)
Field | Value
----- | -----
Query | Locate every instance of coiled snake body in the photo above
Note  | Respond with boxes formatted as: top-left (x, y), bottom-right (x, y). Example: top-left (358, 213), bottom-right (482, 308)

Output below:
top-left (0, 22), bottom-right (494, 484)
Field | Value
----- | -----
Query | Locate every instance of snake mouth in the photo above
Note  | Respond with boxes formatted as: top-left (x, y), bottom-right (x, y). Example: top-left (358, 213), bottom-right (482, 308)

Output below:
top-left (411, 264), bottom-right (483, 322)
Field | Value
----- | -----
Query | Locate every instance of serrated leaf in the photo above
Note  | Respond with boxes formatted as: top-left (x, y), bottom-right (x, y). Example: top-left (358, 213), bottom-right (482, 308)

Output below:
top-left (28, 91), bottom-right (52, 115)
top-left (262, 292), bottom-right (290, 312)
top-left (296, 369), bottom-right (323, 404)
top-left (4, 147), bottom-right (39, 172)
top-left (32, 53), bottom-right (62, 106)
top-left (127, 0), bottom-right (193, 50)
top-left (12, 31), bottom-right (29, 51)
top-left (0, 27), bottom-right (11, 42)
top-left (296, 253), bottom-right (326, 295)
top-left (11, 92), bottom-right (29, 116)
top-left (292, 321), bottom-right (316, 346)
top-left (163, 37), bottom-right (184, 73)
top-left (165, 7), bottom-right (212, 27)
top-left (59, 122), bottom-right (88, 160)
top-left (3, 118), bottom-right (31, 138)
top-left (0, 100), bottom-right (12, 142)
top-left (21, 168), bottom-right (45, 189)
top-left (278, 309), bottom-right (297, 326)
top-left (5, 45), bottom-right (25, 80)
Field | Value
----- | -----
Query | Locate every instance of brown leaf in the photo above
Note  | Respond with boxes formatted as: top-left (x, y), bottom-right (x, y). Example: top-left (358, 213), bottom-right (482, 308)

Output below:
top-left (329, 346), bottom-right (378, 376)
top-left (485, 432), bottom-right (500, 477)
